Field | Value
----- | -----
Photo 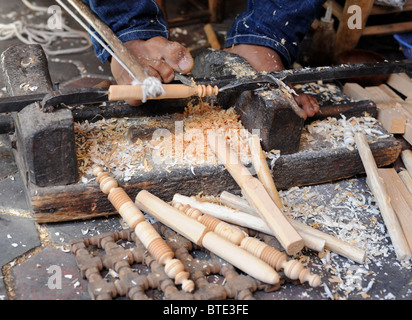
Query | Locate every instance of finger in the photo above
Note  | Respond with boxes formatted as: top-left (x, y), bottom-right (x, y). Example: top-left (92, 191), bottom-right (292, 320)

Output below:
top-left (151, 38), bottom-right (194, 74)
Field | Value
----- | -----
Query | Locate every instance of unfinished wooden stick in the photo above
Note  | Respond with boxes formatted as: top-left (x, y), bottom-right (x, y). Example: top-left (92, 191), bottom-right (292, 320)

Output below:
top-left (203, 23), bottom-right (221, 50)
top-left (93, 167), bottom-right (194, 292)
top-left (173, 201), bottom-right (321, 287)
top-left (135, 190), bottom-right (280, 285)
top-left (108, 84), bottom-right (218, 101)
top-left (173, 193), bottom-right (367, 264)
top-left (207, 131), bottom-right (304, 255)
top-left (401, 150), bottom-right (412, 177)
top-left (354, 132), bottom-right (411, 261)
top-left (249, 134), bottom-right (283, 208)
top-left (378, 168), bottom-right (412, 251)
top-left (399, 170), bottom-right (412, 195)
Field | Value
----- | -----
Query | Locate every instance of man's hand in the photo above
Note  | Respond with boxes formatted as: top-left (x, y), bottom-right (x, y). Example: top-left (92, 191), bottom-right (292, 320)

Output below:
top-left (111, 36), bottom-right (194, 105)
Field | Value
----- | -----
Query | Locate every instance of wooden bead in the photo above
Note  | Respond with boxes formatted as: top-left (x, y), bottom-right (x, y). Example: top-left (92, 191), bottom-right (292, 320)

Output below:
top-left (164, 259), bottom-right (194, 293)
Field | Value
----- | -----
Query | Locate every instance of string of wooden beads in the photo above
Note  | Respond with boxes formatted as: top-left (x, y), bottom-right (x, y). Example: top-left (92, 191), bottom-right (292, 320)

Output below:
top-left (173, 201), bottom-right (321, 288)
top-left (93, 166), bottom-right (195, 293)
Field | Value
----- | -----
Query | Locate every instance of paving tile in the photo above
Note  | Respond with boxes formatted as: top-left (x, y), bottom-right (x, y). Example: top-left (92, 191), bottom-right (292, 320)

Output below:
top-left (0, 213), bottom-right (40, 267)
top-left (10, 247), bottom-right (89, 300)
top-left (45, 215), bottom-right (124, 245)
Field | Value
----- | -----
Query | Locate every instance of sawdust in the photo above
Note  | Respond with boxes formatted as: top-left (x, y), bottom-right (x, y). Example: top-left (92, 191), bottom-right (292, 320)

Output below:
top-left (74, 102), bottom-right (252, 182)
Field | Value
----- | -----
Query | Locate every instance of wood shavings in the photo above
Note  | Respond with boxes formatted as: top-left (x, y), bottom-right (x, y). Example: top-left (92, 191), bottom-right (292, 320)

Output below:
top-left (303, 114), bottom-right (388, 150)
top-left (74, 102), bottom-right (251, 181)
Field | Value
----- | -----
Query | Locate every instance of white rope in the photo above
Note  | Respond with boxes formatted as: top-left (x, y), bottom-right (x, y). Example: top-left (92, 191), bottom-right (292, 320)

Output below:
top-left (131, 77), bottom-right (165, 103)
top-left (0, 0), bottom-right (91, 55)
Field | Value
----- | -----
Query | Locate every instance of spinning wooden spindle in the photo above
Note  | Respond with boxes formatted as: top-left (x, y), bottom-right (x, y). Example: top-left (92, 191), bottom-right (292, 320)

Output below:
top-left (108, 84), bottom-right (219, 102)
top-left (135, 190), bottom-right (281, 285)
top-left (93, 167), bottom-right (195, 292)
top-left (173, 201), bottom-right (321, 287)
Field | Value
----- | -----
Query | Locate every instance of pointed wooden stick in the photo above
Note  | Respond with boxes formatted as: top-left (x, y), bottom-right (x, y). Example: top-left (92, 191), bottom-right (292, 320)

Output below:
top-left (249, 134), bottom-right (283, 208)
top-left (355, 132), bottom-right (411, 261)
top-left (207, 131), bottom-right (304, 255)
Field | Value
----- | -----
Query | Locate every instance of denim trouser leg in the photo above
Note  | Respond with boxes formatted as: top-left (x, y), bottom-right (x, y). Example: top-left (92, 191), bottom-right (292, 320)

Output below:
top-left (83, 0), bottom-right (168, 63)
top-left (225, 0), bottom-right (326, 68)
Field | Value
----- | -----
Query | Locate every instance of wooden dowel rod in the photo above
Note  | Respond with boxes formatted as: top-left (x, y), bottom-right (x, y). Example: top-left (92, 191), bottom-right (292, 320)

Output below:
top-left (173, 193), bottom-right (367, 264)
top-left (92, 167), bottom-right (194, 292)
top-left (68, 0), bottom-right (147, 82)
top-left (108, 84), bottom-right (218, 101)
top-left (355, 132), bottom-right (411, 261)
top-left (249, 134), bottom-right (283, 208)
top-left (207, 131), bottom-right (304, 255)
top-left (135, 190), bottom-right (280, 284)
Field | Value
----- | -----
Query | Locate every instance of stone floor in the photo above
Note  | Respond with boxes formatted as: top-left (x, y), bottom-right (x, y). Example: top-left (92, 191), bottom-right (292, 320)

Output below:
top-left (0, 0), bottom-right (412, 303)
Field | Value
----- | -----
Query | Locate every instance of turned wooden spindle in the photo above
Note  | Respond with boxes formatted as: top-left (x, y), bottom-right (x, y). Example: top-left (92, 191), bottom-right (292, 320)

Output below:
top-left (93, 167), bottom-right (195, 292)
top-left (172, 201), bottom-right (247, 245)
top-left (240, 237), bottom-right (321, 287)
top-left (108, 84), bottom-right (219, 102)
top-left (135, 190), bottom-right (281, 285)
top-left (173, 201), bottom-right (321, 287)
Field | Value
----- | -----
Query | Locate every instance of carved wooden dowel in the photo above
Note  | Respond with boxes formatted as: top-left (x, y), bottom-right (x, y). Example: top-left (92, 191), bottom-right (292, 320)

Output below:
top-left (93, 167), bottom-right (195, 292)
top-left (172, 202), bottom-right (246, 245)
top-left (135, 190), bottom-right (280, 285)
top-left (355, 132), bottom-right (411, 261)
top-left (108, 84), bottom-right (219, 101)
top-left (173, 201), bottom-right (321, 287)
top-left (173, 193), bottom-right (367, 264)
top-left (249, 134), bottom-right (283, 208)
top-left (207, 131), bottom-right (304, 255)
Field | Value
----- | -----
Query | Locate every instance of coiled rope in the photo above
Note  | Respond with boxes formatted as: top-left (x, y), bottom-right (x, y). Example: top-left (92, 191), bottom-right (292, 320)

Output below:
top-left (0, 0), bottom-right (91, 55)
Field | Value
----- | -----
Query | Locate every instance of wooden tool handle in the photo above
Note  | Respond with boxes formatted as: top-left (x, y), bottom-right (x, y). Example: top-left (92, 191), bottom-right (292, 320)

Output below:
top-left (249, 134), bottom-right (283, 208)
top-left (68, 0), bottom-right (147, 82)
top-left (108, 84), bottom-right (218, 101)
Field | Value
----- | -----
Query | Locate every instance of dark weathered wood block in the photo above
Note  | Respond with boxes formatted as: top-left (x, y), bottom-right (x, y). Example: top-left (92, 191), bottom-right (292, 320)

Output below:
top-left (231, 89), bottom-right (305, 154)
top-left (27, 121), bottom-right (401, 223)
top-left (12, 103), bottom-right (78, 187)
top-left (2, 44), bottom-right (78, 188)
top-left (192, 49), bottom-right (305, 154)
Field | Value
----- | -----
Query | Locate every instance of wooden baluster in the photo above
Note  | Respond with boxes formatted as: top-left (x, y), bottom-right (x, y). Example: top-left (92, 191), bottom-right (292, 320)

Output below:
top-left (93, 166), bottom-right (195, 292)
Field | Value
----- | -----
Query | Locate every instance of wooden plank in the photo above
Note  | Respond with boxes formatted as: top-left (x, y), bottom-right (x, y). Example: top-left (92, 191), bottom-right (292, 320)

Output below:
top-left (387, 73), bottom-right (412, 100)
top-left (344, 83), bottom-right (406, 134)
top-left (378, 168), bottom-right (412, 251)
top-left (355, 132), bottom-right (411, 261)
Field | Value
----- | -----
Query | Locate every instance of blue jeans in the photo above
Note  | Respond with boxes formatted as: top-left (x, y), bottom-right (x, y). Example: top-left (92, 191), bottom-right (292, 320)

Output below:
top-left (84, 0), bottom-right (325, 68)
